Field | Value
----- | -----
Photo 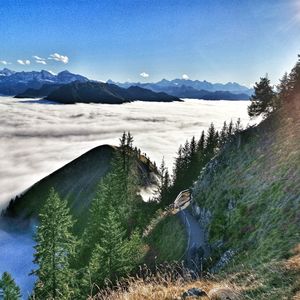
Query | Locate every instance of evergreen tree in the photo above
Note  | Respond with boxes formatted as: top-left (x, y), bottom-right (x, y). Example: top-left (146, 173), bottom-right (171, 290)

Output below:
top-left (77, 179), bottom-right (111, 268)
top-left (248, 76), bottom-right (275, 118)
top-left (196, 131), bottom-right (205, 154)
top-left (228, 120), bottom-right (234, 137)
top-left (31, 188), bottom-right (76, 300)
top-left (205, 123), bottom-right (218, 157)
top-left (219, 121), bottom-right (228, 147)
top-left (288, 55), bottom-right (300, 94)
top-left (82, 207), bottom-right (143, 296)
top-left (172, 145), bottom-right (184, 187)
top-left (0, 272), bottom-right (21, 300)
top-left (277, 72), bottom-right (289, 106)
top-left (234, 118), bottom-right (243, 133)
top-left (184, 136), bottom-right (199, 184)
top-left (157, 158), bottom-right (170, 204)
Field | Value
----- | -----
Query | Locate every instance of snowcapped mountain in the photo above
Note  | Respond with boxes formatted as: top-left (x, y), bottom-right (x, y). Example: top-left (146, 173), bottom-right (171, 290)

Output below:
top-left (0, 68), bottom-right (15, 77)
top-left (0, 69), bottom-right (88, 95)
top-left (109, 78), bottom-right (252, 94)
top-left (107, 78), bottom-right (253, 100)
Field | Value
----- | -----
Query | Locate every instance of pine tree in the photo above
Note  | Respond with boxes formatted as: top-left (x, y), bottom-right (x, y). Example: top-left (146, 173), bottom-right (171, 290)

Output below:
top-left (205, 123), bottom-right (218, 157)
top-left (82, 207), bottom-right (143, 296)
top-left (0, 272), bottom-right (21, 300)
top-left (31, 188), bottom-right (76, 299)
top-left (219, 121), bottom-right (228, 146)
top-left (196, 131), bottom-right (205, 154)
top-left (77, 179), bottom-right (110, 268)
top-left (277, 72), bottom-right (289, 106)
top-left (234, 118), bottom-right (243, 133)
top-left (288, 55), bottom-right (300, 95)
top-left (248, 76), bottom-right (275, 118)
top-left (157, 157), bottom-right (170, 204)
top-left (228, 120), bottom-right (234, 137)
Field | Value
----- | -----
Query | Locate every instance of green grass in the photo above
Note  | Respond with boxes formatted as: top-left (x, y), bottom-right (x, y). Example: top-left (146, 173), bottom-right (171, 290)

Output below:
top-left (192, 108), bottom-right (300, 298)
top-left (145, 214), bottom-right (186, 264)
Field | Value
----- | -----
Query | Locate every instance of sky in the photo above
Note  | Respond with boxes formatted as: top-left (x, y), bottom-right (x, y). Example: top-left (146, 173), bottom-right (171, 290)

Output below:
top-left (1, 0), bottom-right (300, 85)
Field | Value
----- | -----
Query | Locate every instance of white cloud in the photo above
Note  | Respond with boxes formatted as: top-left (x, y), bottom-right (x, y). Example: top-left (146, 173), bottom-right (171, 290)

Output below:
top-left (17, 59), bottom-right (30, 65)
top-left (33, 55), bottom-right (45, 60)
top-left (36, 60), bottom-right (47, 65)
top-left (0, 60), bottom-right (9, 65)
top-left (182, 74), bottom-right (189, 80)
top-left (140, 72), bottom-right (149, 78)
top-left (48, 53), bottom-right (69, 64)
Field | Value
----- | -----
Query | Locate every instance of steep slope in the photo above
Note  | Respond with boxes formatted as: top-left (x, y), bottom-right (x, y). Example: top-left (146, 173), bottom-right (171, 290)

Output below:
top-left (5, 145), bottom-right (158, 229)
top-left (45, 81), bottom-right (181, 104)
top-left (189, 106), bottom-right (300, 298)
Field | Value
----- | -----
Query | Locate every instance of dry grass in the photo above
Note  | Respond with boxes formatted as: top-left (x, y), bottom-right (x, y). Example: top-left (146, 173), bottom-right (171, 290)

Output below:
top-left (90, 264), bottom-right (243, 300)
top-left (88, 248), bottom-right (300, 300)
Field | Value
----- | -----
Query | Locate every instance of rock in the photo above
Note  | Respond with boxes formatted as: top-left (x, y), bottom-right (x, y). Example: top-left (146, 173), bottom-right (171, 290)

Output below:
top-left (181, 287), bottom-right (208, 299)
top-left (208, 288), bottom-right (240, 300)
top-left (211, 249), bottom-right (235, 273)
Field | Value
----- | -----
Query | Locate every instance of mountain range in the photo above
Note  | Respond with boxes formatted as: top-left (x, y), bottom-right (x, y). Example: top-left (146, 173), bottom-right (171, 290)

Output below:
top-left (0, 69), bottom-right (88, 95)
top-left (108, 78), bottom-right (253, 99)
top-left (0, 68), bottom-right (252, 100)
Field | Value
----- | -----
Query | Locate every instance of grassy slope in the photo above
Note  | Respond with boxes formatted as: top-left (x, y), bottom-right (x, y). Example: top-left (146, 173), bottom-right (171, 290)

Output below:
top-left (192, 107), bottom-right (300, 298)
top-left (145, 213), bottom-right (186, 265)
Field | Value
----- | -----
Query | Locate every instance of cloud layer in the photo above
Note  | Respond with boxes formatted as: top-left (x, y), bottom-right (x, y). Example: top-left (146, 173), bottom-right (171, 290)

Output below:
top-left (0, 97), bottom-right (252, 210)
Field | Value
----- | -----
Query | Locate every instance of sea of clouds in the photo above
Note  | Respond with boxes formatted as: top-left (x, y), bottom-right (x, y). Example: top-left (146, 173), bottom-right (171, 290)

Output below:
top-left (0, 96), bottom-right (253, 297)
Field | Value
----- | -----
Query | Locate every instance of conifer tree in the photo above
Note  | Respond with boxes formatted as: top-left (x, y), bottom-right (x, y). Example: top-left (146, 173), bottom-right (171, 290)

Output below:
top-left (157, 158), bottom-right (170, 204)
top-left (205, 123), bottom-right (218, 157)
top-left (248, 76), bottom-right (275, 118)
top-left (277, 72), bottom-right (289, 106)
top-left (77, 179), bottom-right (110, 267)
top-left (288, 55), bottom-right (300, 95)
top-left (234, 118), bottom-right (243, 133)
top-left (82, 207), bottom-right (143, 296)
top-left (219, 121), bottom-right (228, 146)
top-left (228, 120), bottom-right (234, 137)
top-left (31, 188), bottom-right (76, 300)
top-left (196, 131), bottom-right (205, 154)
top-left (0, 272), bottom-right (21, 300)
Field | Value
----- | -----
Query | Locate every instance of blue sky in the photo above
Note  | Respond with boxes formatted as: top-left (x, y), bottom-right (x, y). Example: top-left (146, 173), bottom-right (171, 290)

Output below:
top-left (1, 0), bottom-right (300, 85)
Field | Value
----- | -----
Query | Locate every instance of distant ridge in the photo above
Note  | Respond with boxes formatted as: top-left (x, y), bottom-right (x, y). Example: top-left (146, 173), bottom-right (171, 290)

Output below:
top-left (108, 78), bottom-right (252, 99)
top-left (45, 81), bottom-right (181, 104)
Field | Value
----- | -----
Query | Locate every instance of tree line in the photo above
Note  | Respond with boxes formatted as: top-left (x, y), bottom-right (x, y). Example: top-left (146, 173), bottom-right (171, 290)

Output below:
top-left (157, 119), bottom-right (243, 207)
top-left (248, 55), bottom-right (300, 118)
